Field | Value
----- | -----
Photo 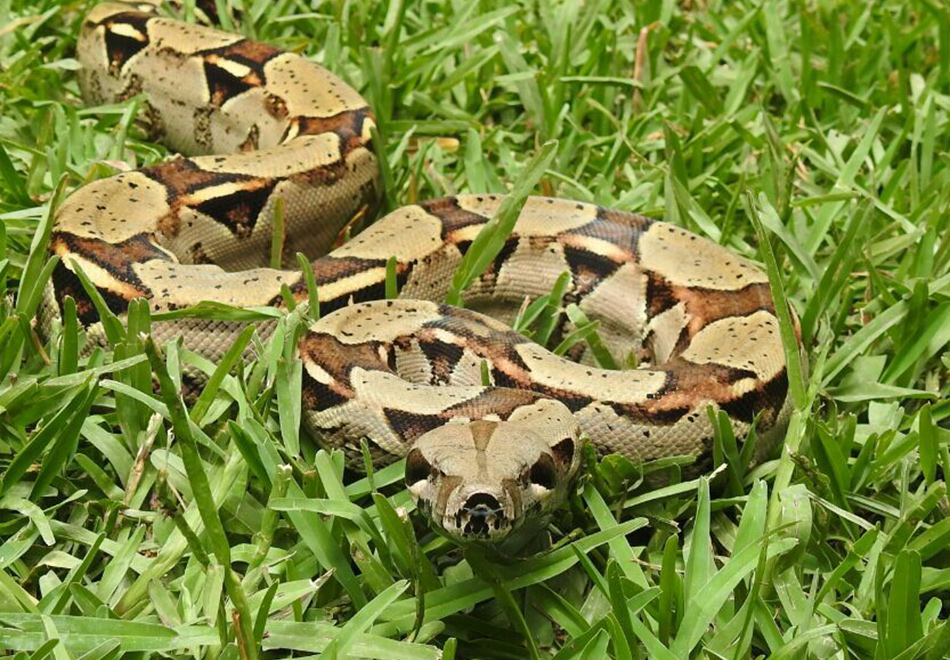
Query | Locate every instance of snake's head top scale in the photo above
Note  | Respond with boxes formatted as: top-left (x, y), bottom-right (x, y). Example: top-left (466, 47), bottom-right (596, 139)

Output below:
top-left (405, 399), bottom-right (583, 544)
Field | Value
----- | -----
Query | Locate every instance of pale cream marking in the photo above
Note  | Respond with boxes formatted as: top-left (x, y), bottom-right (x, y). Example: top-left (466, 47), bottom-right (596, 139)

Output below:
top-left (145, 18), bottom-right (243, 55)
top-left (505, 399), bottom-right (579, 438)
top-left (680, 310), bottom-right (785, 381)
top-left (302, 360), bottom-right (334, 387)
top-left (332, 205), bottom-right (444, 261)
top-left (55, 253), bottom-right (143, 299)
top-left (352, 368), bottom-right (486, 414)
top-left (360, 115), bottom-right (377, 143)
top-left (191, 133), bottom-right (342, 176)
top-left (454, 195), bottom-right (599, 237)
top-left (263, 53), bottom-right (367, 118)
top-left (578, 262), bottom-right (649, 338)
top-left (639, 222), bottom-right (768, 290)
top-left (182, 180), bottom-right (268, 204)
top-left (310, 299), bottom-right (441, 344)
top-left (645, 303), bottom-right (689, 364)
top-left (108, 22), bottom-right (147, 41)
top-left (313, 267), bottom-right (387, 303)
top-left (205, 56), bottom-right (252, 79)
top-left (394, 339), bottom-right (434, 385)
top-left (54, 173), bottom-right (170, 243)
top-left (514, 343), bottom-right (667, 404)
top-left (132, 261), bottom-right (293, 310)
top-left (493, 238), bottom-right (570, 299)
top-left (559, 233), bottom-right (633, 263)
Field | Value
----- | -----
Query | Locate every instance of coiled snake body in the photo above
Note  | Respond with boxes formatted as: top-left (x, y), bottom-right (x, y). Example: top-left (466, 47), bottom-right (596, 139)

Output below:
top-left (47, 0), bottom-right (793, 543)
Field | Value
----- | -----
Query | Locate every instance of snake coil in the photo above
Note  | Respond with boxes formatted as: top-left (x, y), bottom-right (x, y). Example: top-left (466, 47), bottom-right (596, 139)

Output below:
top-left (46, 0), bottom-right (794, 543)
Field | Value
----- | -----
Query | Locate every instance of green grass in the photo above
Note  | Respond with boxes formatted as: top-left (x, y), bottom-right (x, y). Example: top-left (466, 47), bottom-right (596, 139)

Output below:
top-left (1, 0), bottom-right (950, 658)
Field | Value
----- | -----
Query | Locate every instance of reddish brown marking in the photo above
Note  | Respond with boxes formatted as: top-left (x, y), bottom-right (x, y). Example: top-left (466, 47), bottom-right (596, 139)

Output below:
top-left (442, 387), bottom-right (546, 421)
top-left (238, 125), bottom-right (260, 152)
top-left (646, 273), bottom-right (679, 318)
top-left (264, 94), bottom-right (288, 120)
top-left (420, 197), bottom-right (494, 239)
top-left (310, 255), bottom-right (387, 285)
top-left (675, 282), bottom-right (775, 338)
top-left (383, 408), bottom-right (446, 443)
top-left (49, 232), bottom-right (170, 322)
top-left (645, 273), bottom-right (775, 340)
top-left (293, 107), bottom-right (374, 164)
top-left (289, 160), bottom-right (352, 187)
top-left (95, 11), bottom-right (152, 75)
top-left (142, 158), bottom-right (269, 238)
top-left (298, 332), bottom-right (390, 388)
top-left (210, 39), bottom-right (282, 67)
top-left (608, 359), bottom-right (768, 427)
top-left (51, 231), bottom-right (171, 281)
top-left (596, 206), bottom-right (653, 230)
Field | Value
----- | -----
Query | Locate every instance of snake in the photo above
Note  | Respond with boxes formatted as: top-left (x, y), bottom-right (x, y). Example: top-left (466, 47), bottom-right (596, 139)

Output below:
top-left (44, 0), bottom-right (794, 544)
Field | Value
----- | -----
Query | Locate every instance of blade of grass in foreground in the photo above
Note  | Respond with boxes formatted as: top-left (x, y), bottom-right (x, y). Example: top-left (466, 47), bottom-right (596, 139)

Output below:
top-left (144, 339), bottom-right (258, 660)
top-left (445, 139), bottom-right (558, 306)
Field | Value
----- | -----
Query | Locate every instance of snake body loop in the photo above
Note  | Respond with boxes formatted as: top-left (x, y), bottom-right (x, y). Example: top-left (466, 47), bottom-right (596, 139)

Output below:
top-left (47, 1), bottom-right (794, 543)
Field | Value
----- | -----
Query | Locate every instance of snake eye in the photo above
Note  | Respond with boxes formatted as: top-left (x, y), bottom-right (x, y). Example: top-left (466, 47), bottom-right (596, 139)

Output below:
top-left (406, 448), bottom-right (433, 484)
top-left (529, 453), bottom-right (557, 490)
top-left (551, 437), bottom-right (575, 466)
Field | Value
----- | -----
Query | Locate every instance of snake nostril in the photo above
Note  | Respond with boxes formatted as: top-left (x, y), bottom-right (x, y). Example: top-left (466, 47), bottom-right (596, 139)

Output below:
top-left (463, 492), bottom-right (501, 515)
top-left (461, 493), bottom-right (505, 538)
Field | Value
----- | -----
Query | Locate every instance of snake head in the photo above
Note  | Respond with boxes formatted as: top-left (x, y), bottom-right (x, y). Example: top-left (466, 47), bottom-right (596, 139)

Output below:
top-left (405, 399), bottom-right (583, 544)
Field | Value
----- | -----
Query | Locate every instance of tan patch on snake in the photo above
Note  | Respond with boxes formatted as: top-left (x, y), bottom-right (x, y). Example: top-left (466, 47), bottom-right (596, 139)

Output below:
top-left (513, 342), bottom-right (668, 405)
top-left (146, 18), bottom-right (243, 56)
top-left (53, 172), bottom-right (170, 243)
top-left (310, 300), bottom-right (443, 344)
top-left (263, 53), bottom-right (368, 120)
top-left (332, 205), bottom-right (444, 262)
top-left (455, 195), bottom-right (600, 237)
top-left (299, 332), bottom-right (390, 385)
top-left (440, 386), bottom-right (546, 420)
top-left (355, 369), bottom-right (487, 415)
top-left (639, 222), bottom-right (768, 290)
top-left (578, 263), bottom-right (649, 340)
top-left (680, 310), bottom-right (784, 381)
top-left (419, 197), bottom-right (492, 238)
top-left (131, 261), bottom-right (292, 311)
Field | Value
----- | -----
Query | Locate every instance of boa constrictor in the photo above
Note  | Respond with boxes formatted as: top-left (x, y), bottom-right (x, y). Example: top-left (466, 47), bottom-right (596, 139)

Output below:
top-left (46, 0), bottom-right (793, 543)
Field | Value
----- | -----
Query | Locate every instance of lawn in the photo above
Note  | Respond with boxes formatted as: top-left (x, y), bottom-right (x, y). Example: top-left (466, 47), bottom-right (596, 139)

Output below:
top-left (1, 0), bottom-right (949, 658)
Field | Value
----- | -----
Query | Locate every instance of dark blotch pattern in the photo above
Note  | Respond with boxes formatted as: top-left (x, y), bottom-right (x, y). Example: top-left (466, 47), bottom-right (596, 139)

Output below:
top-left (96, 11), bottom-right (151, 74)
top-left (193, 182), bottom-right (277, 238)
top-left (383, 408), bottom-right (446, 443)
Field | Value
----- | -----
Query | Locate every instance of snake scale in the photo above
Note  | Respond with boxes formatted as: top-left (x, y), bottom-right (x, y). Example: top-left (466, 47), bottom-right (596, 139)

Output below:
top-left (45, 0), bottom-right (793, 543)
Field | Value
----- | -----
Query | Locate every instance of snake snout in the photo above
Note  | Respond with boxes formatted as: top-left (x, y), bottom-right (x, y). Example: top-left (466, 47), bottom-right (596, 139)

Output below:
top-left (459, 492), bottom-right (507, 538)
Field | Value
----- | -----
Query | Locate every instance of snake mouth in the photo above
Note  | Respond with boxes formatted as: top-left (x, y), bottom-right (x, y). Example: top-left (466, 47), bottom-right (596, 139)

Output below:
top-left (454, 492), bottom-right (509, 540)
